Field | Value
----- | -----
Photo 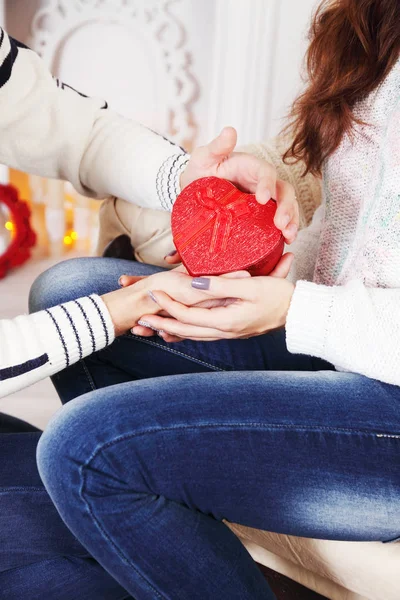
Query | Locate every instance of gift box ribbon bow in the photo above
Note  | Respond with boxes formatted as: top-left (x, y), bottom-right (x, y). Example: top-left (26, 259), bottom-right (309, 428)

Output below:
top-left (174, 186), bottom-right (251, 254)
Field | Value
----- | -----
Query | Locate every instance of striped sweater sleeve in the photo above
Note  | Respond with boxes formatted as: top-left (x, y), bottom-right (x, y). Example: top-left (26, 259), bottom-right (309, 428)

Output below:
top-left (0, 295), bottom-right (114, 399)
top-left (0, 27), bottom-right (188, 210)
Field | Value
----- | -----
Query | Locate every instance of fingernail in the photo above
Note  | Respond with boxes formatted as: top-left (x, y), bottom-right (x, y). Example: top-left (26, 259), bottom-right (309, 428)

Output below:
top-left (148, 291), bottom-right (159, 305)
top-left (165, 250), bottom-right (178, 259)
top-left (281, 214), bottom-right (291, 229)
top-left (138, 320), bottom-right (160, 332)
top-left (192, 277), bottom-right (210, 290)
top-left (286, 223), bottom-right (298, 235)
top-left (118, 276), bottom-right (125, 287)
top-left (265, 189), bottom-right (272, 201)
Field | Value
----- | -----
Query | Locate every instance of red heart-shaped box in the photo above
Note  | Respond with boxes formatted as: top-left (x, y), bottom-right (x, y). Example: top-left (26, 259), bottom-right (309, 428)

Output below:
top-left (171, 177), bottom-right (284, 277)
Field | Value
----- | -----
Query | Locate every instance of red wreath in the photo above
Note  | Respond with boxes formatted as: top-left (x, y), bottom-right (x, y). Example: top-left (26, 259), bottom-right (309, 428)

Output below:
top-left (0, 184), bottom-right (37, 279)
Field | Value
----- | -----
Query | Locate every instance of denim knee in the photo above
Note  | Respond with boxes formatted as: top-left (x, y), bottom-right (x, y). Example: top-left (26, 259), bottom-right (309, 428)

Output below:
top-left (36, 389), bottom-right (158, 512)
top-left (29, 258), bottom-right (98, 314)
top-left (29, 257), bottom-right (162, 314)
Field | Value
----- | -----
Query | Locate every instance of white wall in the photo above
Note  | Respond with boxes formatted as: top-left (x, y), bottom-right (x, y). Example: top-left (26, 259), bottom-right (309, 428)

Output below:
top-left (4, 0), bottom-right (318, 147)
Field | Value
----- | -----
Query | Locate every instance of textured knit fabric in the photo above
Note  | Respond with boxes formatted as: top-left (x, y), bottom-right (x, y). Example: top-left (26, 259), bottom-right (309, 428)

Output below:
top-left (0, 295), bottom-right (114, 399)
top-left (0, 26), bottom-right (188, 397)
top-left (286, 58), bottom-right (400, 385)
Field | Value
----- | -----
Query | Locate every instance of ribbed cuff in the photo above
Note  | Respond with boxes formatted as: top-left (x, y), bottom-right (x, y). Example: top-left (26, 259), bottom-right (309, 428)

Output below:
top-left (156, 152), bottom-right (190, 211)
top-left (32, 294), bottom-right (115, 373)
top-left (286, 281), bottom-right (335, 357)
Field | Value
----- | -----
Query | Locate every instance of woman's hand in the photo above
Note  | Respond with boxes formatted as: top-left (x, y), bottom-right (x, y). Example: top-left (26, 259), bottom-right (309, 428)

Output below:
top-left (129, 253), bottom-right (295, 342)
top-left (178, 127), bottom-right (299, 250)
top-left (135, 274), bottom-right (294, 342)
top-left (102, 267), bottom-right (245, 336)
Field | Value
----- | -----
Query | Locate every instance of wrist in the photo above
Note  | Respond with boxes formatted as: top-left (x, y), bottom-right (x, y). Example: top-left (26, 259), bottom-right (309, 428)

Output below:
top-left (101, 287), bottom-right (158, 337)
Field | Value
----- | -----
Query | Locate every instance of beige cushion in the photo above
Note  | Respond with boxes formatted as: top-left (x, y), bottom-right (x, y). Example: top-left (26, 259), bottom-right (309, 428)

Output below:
top-left (226, 524), bottom-right (400, 600)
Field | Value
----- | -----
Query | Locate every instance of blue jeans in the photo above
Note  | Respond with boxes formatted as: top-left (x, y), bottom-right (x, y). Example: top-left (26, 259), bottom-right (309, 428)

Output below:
top-left (0, 413), bottom-right (131, 600)
top-left (31, 258), bottom-right (400, 600)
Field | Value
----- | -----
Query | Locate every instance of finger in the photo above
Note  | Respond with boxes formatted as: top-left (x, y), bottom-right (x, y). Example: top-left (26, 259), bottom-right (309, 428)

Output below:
top-left (194, 297), bottom-right (237, 309)
top-left (119, 275), bottom-right (147, 287)
top-left (274, 180), bottom-right (299, 240)
top-left (194, 126), bottom-right (237, 167)
top-left (130, 325), bottom-right (156, 337)
top-left (160, 332), bottom-right (221, 343)
top-left (269, 253), bottom-right (294, 278)
top-left (159, 332), bottom-right (184, 343)
top-left (191, 275), bottom-right (254, 301)
top-left (142, 291), bottom-right (240, 331)
top-left (221, 270), bottom-right (251, 279)
top-left (141, 312), bottom-right (232, 340)
top-left (221, 154), bottom-right (277, 198)
top-left (206, 126), bottom-right (237, 158)
top-left (164, 250), bottom-right (182, 265)
top-left (255, 170), bottom-right (277, 205)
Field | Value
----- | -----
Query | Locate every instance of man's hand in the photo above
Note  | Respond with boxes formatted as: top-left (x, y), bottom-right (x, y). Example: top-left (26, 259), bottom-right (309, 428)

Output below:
top-left (180, 127), bottom-right (299, 244)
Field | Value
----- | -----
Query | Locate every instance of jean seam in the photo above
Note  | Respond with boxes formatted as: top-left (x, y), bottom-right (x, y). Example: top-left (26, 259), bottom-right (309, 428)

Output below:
top-left (82, 424), bottom-right (400, 460)
top-left (127, 334), bottom-right (225, 372)
top-left (79, 464), bottom-right (166, 600)
top-left (0, 487), bottom-right (47, 493)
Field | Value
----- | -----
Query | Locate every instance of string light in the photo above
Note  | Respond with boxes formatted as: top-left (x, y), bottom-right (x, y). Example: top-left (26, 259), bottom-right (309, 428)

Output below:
top-left (5, 221), bottom-right (14, 231)
top-left (63, 235), bottom-right (73, 246)
top-left (70, 231), bottom-right (78, 240)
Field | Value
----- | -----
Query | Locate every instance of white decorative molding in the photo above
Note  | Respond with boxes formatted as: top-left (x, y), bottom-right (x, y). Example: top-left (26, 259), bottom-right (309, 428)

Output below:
top-left (207, 0), bottom-right (280, 145)
top-left (28, 0), bottom-right (198, 148)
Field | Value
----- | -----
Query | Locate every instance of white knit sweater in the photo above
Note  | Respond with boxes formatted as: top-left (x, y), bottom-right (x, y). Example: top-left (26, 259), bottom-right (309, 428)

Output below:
top-left (286, 57), bottom-right (400, 385)
top-left (0, 27), bottom-right (187, 398)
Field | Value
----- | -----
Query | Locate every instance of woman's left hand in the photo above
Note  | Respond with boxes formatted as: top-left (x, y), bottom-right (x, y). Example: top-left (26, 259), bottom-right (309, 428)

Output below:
top-left (134, 262), bottom-right (295, 342)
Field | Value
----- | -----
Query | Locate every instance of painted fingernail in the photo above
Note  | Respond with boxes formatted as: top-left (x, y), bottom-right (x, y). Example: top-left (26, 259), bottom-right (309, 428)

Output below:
top-left (138, 320), bottom-right (159, 332)
top-left (165, 250), bottom-right (178, 259)
top-left (192, 277), bottom-right (210, 290)
top-left (148, 290), bottom-right (159, 305)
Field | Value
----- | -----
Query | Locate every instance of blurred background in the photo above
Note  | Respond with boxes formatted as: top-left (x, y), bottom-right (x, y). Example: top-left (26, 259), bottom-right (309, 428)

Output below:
top-left (0, 0), bottom-right (317, 425)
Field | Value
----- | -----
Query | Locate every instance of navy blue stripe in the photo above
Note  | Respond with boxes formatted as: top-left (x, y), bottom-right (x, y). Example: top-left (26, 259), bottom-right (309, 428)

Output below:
top-left (0, 33), bottom-right (19, 89)
top-left (0, 354), bottom-right (49, 381)
top-left (148, 128), bottom-right (185, 153)
top-left (46, 310), bottom-right (70, 367)
top-left (60, 305), bottom-right (83, 360)
top-left (88, 296), bottom-right (109, 346)
top-left (75, 300), bottom-right (96, 353)
top-left (58, 80), bottom-right (108, 109)
top-left (11, 36), bottom-right (29, 50)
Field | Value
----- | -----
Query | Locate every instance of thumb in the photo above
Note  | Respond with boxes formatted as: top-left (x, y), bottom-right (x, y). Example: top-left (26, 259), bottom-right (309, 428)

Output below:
top-left (268, 253), bottom-right (294, 278)
top-left (206, 126), bottom-right (237, 159)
